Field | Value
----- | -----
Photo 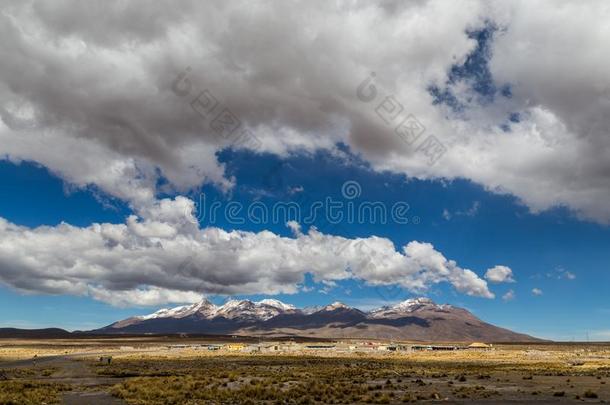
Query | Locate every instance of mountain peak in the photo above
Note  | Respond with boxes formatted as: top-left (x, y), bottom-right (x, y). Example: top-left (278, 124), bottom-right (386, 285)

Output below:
top-left (220, 299), bottom-right (251, 309)
top-left (192, 297), bottom-right (215, 308)
top-left (256, 299), bottom-right (296, 311)
top-left (367, 297), bottom-right (451, 319)
top-left (393, 297), bottom-right (441, 311)
top-left (213, 298), bottom-right (296, 321)
top-left (136, 297), bottom-right (217, 321)
top-left (324, 301), bottom-right (350, 311)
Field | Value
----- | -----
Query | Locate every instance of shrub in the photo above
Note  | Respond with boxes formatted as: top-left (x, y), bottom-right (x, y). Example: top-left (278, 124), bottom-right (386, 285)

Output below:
top-left (0, 381), bottom-right (71, 405)
top-left (584, 390), bottom-right (598, 399)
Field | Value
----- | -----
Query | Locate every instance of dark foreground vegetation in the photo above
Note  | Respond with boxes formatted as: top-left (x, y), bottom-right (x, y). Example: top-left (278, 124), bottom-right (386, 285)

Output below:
top-left (2, 342), bottom-right (610, 404)
top-left (97, 356), bottom-right (610, 404)
top-left (0, 380), bottom-right (70, 404)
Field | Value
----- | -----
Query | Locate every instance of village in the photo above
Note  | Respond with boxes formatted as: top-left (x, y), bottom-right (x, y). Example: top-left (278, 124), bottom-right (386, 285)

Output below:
top-left (162, 340), bottom-right (493, 354)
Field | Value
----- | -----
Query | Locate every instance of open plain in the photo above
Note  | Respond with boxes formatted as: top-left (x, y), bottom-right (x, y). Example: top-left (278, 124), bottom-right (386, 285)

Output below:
top-left (1, 337), bottom-right (610, 404)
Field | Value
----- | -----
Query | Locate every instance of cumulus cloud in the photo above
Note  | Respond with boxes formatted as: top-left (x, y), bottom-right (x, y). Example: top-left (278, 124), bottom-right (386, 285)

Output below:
top-left (1, 1), bottom-right (609, 223)
top-left (485, 265), bottom-right (515, 283)
top-left (0, 198), bottom-right (495, 306)
top-left (0, 1), bottom-right (606, 308)
top-left (532, 288), bottom-right (543, 296)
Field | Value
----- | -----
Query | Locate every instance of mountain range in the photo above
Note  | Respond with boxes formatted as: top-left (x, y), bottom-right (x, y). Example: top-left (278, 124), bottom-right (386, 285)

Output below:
top-left (95, 298), bottom-right (539, 342)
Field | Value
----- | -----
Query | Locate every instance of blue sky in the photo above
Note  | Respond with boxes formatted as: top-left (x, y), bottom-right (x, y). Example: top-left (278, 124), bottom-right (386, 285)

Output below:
top-left (1, 152), bottom-right (609, 340)
top-left (1, 1), bottom-right (609, 341)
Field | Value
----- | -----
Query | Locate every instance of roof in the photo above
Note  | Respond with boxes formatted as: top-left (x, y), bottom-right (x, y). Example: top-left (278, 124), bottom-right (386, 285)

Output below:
top-left (468, 342), bottom-right (491, 348)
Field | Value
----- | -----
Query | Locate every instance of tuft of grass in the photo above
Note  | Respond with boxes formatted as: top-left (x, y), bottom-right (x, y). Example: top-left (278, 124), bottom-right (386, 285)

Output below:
top-left (0, 381), bottom-right (71, 405)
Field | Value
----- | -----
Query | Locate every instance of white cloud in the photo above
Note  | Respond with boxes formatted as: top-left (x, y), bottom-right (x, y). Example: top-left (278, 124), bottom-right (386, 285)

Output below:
top-left (462, 201), bottom-right (480, 217)
top-left (442, 209), bottom-right (451, 221)
top-left (288, 186), bottom-right (304, 195)
top-left (0, 1), bottom-right (604, 309)
top-left (88, 286), bottom-right (203, 308)
top-left (552, 267), bottom-right (577, 280)
top-left (1, 1), bottom-right (609, 222)
top-left (563, 271), bottom-right (576, 280)
top-left (532, 288), bottom-right (543, 296)
top-left (442, 201), bottom-right (481, 221)
top-left (485, 265), bottom-right (515, 283)
top-left (0, 197), bottom-right (495, 306)
top-left (286, 220), bottom-right (302, 236)
top-left (502, 289), bottom-right (515, 301)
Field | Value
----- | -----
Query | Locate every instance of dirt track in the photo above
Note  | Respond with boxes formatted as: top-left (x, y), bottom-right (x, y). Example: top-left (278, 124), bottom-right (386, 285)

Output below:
top-left (2, 353), bottom-right (126, 404)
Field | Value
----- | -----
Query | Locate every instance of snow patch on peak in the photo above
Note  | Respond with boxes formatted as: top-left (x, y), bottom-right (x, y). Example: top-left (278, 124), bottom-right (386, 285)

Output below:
top-left (368, 297), bottom-right (451, 318)
top-left (302, 305), bottom-right (323, 315)
top-left (324, 301), bottom-right (350, 310)
top-left (137, 306), bottom-right (186, 320)
top-left (393, 297), bottom-right (439, 311)
top-left (137, 298), bottom-right (298, 323)
top-left (137, 298), bottom-right (217, 320)
top-left (257, 299), bottom-right (296, 311)
top-left (219, 299), bottom-right (250, 311)
top-left (215, 299), bottom-right (295, 321)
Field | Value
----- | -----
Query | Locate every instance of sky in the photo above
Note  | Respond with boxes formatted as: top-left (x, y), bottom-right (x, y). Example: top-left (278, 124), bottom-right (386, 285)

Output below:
top-left (0, 1), bottom-right (609, 340)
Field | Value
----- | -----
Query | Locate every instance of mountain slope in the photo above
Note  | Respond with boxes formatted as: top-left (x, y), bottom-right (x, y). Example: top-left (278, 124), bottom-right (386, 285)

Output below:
top-left (94, 298), bottom-right (539, 342)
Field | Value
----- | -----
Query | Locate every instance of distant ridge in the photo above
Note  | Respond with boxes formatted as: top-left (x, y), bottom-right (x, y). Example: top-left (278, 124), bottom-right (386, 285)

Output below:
top-left (0, 327), bottom-right (72, 339)
top-left (93, 297), bottom-right (540, 342)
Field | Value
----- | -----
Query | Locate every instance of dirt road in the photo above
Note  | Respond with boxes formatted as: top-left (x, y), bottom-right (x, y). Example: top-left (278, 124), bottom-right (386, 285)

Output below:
top-left (1, 352), bottom-right (126, 404)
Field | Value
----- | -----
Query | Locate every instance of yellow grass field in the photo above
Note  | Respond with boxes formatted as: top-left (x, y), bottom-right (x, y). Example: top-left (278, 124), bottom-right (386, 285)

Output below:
top-left (1, 337), bottom-right (610, 404)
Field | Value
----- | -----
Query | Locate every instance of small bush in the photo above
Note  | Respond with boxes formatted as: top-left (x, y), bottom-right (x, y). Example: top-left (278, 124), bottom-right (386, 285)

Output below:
top-left (583, 390), bottom-right (598, 399)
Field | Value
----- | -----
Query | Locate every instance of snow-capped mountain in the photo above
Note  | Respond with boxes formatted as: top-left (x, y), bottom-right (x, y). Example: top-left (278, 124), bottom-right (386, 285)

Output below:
top-left (214, 299), bottom-right (297, 321)
top-left (134, 298), bottom-right (441, 322)
top-left (302, 305), bottom-right (323, 315)
top-left (137, 298), bottom-right (217, 320)
top-left (320, 301), bottom-right (350, 311)
top-left (368, 297), bottom-right (452, 319)
top-left (132, 298), bottom-right (297, 323)
top-left (97, 297), bottom-right (539, 342)
top-left (394, 297), bottom-right (450, 311)
top-left (257, 299), bottom-right (296, 311)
